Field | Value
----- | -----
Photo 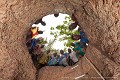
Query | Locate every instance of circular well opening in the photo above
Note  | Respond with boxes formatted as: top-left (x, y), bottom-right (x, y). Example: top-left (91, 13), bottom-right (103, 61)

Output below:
top-left (25, 13), bottom-right (89, 69)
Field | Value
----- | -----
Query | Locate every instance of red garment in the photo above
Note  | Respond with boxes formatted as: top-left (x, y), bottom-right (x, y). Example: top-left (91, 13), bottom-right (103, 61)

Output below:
top-left (32, 31), bottom-right (38, 38)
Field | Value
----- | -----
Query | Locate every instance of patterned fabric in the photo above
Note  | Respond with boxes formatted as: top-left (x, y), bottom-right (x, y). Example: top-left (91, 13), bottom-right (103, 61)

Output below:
top-left (69, 51), bottom-right (78, 63)
top-left (48, 56), bottom-right (58, 66)
top-left (31, 27), bottom-right (38, 39)
top-left (73, 42), bottom-right (85, 58)
top-left (38, 53), bottom-right (48, 64)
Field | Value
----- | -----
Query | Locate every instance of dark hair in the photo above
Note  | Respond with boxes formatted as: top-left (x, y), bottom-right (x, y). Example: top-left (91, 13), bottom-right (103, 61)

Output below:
top-left (41, 21), bottom-right (46, 26)
top-left (71, 14), bottom-right (77, 21)
top-left (71, 35), bottom-right (77, 40)
top-left (34, 45), bottom-right (39, 50)
top-left (78, 27), bottom-right (83, 33)
top-left (68, 48), bottom-right (71, 53)
top-left (31, 27), bottom-right (36, 29)
top-left (38, 31), bottom-right (43, 34)
top-left (71, 43), bottom-right (75, 47)
top-left (40, 45), bottom-right (44, 48)
top-left (47, 50), bottom-right (50, 54)
top-left (53, 53), bottom-right (57, 57)
top-left (60, 50), bottom-right (64, 54)
top-left (71, 35), bottom-right (74, 40)
top-left (71, 34), bottom-right (81, 40)
top-left (69, 22), bottom-right (78, 30)
top-left (54, 52), bottom-right (57, 55)
top-left (54, 13), bottom-right (59, 17)
top-left (34, 19), bottom-right (42, 24)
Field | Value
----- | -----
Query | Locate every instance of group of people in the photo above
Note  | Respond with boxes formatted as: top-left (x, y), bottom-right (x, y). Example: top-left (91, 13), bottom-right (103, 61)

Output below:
top-left (26, 15), bottom-right (89, 69)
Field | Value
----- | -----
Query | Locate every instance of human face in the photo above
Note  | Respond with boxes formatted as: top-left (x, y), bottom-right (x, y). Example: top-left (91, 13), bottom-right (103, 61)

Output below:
top-left (68, 49), bottom-right (71, 53)
top-left (69, 23), bottom-right (77, 30)
top-left (73, 35), bottom-right (80, 40)
top-left (60, 50), bottom-right (64, 54)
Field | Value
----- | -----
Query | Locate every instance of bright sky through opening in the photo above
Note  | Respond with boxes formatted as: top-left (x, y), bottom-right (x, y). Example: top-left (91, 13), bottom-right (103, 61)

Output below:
top-left (32, 13), bottom-right (69, 50)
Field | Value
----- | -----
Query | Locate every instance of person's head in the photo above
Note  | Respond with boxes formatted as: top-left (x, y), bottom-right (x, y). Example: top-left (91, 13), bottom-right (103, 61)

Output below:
top-left (31, 27), bottom-right (37, 29)
top-left (69, 22), bottom-right (78, 30)
top-left (71, 42), bottom-right (75, 47)
top-left (71, 34), bottom-right (81, 40)
top-left (57, 55), bottom-right (60, 58)
top-left (78, 27), bottom-right (82, 32)
top-left (47, 50), bottom-right (50, 54)
top-left (68, 48), bottom-right (71, 53)
top-left (53, 53), bottom-right (57, 57)
top-left (71, 14), bottom-right (77, 21)
top-left (41, 21), bottom-right (46, 26)
top-left (38, 31), bottom-right (43, 34)
top-left (54, 13), bottom-right (59, 17)
top-left (60, 50), bottom-right (64, 54)
top-left (40, 45), bottom-right (45, 48)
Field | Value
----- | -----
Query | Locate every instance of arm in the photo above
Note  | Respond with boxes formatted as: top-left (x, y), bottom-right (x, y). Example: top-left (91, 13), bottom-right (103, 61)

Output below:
top-left (38, 31), bottom-right (43, 34)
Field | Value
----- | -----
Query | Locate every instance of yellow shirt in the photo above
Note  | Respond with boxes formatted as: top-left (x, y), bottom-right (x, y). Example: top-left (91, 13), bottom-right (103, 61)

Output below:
top-left (31, 27), bottom-right (38, 39)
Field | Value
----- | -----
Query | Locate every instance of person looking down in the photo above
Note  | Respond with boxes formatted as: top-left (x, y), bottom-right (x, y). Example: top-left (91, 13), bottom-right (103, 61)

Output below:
top-left (67, 48), bottom-right (77, 66)
top-left (71, 33), bottom-right (89, 48)
top-left (58, 50), bottom-right (69, 66)
top-left (71, 42), bottom-right (86, 59)
top-left (30, 26), bottom-right (43, 51)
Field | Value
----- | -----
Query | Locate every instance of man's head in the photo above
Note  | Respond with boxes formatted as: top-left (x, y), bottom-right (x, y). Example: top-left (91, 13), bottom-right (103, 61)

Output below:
top-left (71, 34), bottom-right (81, 40)
top-left (41, 21), bottom-right (46, 26)
top-left (69, 22), bottom-right (78, 30)
top-left (40, 45), bottom-right (45, 48)
top-left (78, 27), bottom-right (82, 32)
top-left (47, 50), bottom-right (50, 54)
top-left (71, 42), bottom-right (75, 47)
top-left (71, 14), bottom-right (77, 21)
top-left (68, 48), bottom-right (71, 53)
top-left (54, 13), bottom-right (59, 17)
top-left (60, 50), bottom-right (64, 54)
top-left (34, 45), bottom-right (39, 50)
top-left (34, 18), bottom-right (46, 26)
top-left (31, 27), bottom-right (38, 29)
top-left (38, 31), bottom-right (43, 34)
top-left (53, 53), bottom-right (57, 56)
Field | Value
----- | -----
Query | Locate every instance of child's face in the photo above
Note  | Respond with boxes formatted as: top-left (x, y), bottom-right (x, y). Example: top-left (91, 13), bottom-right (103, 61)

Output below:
top-left (82, 48), bottom-right (86, 52)
top-left (60, 50), bottom-right (64, 54)
top-left (54, 53), bottom-right (57, 56)
top-left (73, 35), bottom-right (80, 40)
top-left (68, 49), bottom-right (71, 53)
top-left (69, 25), bottom-right (76, 30)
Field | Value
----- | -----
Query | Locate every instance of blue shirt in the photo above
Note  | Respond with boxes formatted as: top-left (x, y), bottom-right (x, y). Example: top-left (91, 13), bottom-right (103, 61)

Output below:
top-left (80, 38), bottom-right (89, 43)
top-left (57, 53), bottom-right (68, 62)
top-left (79, 31), bottom-right (89, 43)
top-left (79, 31), bottom-right (86, 37)
top-left (78, 31), bottom-right (89, 47)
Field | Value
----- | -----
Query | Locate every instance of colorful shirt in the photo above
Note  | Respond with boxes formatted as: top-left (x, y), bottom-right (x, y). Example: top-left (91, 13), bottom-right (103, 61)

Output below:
top-left (70, 51), bottom-right (78, 63)
top-left (79, 31), bottom-right (89, 44)
top-left (31, 27), bottom-right (38, 39)
top-left (73, 42), bottom-right (85, 58)
top-left (38, 53), bottom-right (48, 64)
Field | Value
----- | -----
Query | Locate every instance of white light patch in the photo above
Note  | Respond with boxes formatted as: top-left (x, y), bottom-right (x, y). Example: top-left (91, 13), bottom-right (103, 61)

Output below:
top-left (32, 13), bottom-right (70, 50)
